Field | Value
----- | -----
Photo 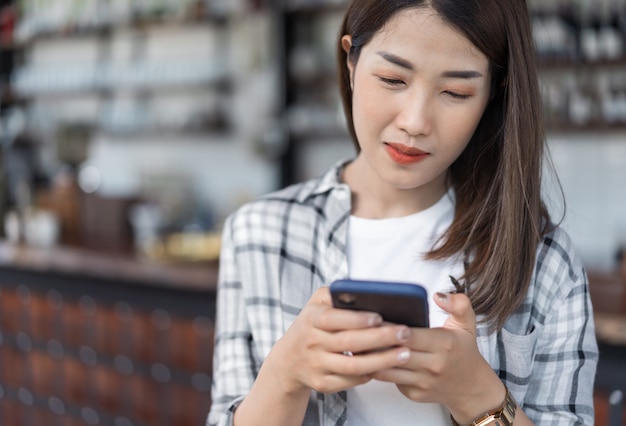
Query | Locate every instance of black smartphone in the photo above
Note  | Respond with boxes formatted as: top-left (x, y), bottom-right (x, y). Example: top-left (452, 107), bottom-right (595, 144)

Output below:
top-left (329, 279), bottom-right (429, 327)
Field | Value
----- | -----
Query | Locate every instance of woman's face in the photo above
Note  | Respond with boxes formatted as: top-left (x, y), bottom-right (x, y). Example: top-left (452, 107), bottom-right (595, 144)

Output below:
top-left (343, 7), bottom-right (491, 206)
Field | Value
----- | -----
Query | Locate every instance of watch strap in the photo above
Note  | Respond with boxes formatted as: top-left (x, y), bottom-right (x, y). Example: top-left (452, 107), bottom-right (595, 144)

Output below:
top-left (450, 384), bottom-right (517, 426)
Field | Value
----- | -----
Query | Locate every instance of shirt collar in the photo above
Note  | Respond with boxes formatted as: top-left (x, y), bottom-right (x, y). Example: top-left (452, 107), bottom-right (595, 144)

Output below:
top-left (295, 157), bottom-right (354, 203)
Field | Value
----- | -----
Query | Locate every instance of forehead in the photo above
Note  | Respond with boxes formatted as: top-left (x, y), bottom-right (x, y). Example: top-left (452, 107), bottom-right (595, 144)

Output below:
top-left (365, 7), bottom-right (489, 72)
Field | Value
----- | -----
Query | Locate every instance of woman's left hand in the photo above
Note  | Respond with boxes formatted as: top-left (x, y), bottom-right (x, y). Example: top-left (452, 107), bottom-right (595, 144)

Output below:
top-left (370, 292), bottom-right (506, 424)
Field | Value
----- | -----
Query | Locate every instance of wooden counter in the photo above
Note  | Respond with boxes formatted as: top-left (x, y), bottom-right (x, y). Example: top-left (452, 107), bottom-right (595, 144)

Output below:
top-left (0, 241), bottom-right (219, 426)
top-left (0, 241), bottom-right (219, 292)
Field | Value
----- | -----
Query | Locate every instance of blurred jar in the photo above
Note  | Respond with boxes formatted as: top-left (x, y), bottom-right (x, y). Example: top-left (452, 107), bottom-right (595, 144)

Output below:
top-left (24, 209), bottom-right (59, 248)
top-left (4, 210), bottom-right (22, 243)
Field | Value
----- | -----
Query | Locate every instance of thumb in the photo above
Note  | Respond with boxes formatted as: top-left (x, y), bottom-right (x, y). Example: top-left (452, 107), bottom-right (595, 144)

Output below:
top-left (434, 292), bottom-right (476, 334)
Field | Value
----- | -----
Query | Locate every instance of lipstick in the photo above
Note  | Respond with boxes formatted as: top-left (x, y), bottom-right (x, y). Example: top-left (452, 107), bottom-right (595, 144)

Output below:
top-left (384, 142), bottom-right (428, 165)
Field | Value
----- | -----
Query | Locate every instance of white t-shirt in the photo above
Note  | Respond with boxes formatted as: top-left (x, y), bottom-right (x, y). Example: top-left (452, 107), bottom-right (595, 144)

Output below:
top-left (346, 192), bottom-right (463, 425)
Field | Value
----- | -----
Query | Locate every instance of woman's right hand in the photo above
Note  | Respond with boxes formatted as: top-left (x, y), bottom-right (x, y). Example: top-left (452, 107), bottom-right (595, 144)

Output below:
top-left (233, 286), bottom-right (413, 426)
top-left (266, 286), bottom-right (414, 397)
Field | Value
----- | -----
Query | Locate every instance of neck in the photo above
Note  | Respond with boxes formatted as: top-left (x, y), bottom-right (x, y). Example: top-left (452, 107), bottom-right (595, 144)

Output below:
top-left (342, 156), bottom-right (447, 219)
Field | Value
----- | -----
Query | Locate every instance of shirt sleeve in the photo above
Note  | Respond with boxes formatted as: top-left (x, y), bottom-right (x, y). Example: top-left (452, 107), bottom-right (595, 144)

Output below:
top-left (520, 233), bottom-right (599, 424)
top-left (207, 215), bottom-right (255, 426)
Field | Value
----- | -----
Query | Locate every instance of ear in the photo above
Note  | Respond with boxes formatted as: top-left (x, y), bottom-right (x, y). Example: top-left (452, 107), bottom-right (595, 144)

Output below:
top-left (341, 35), bottom-right (355, 90)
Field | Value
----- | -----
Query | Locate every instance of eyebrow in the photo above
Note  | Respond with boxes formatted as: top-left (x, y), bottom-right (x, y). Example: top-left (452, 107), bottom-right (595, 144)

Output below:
top-left (376, 51), bottom-right (484, 79)
top-left (441, 70), bottom-right (484, 79)
top-left (377, 51), bottom-right (414, 70)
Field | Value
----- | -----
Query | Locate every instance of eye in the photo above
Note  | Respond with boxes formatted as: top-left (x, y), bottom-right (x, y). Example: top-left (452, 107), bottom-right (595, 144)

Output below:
top-left (444, 91), bottom-right (471, 100)
top-left (377, 76), bottom-right (405, 86)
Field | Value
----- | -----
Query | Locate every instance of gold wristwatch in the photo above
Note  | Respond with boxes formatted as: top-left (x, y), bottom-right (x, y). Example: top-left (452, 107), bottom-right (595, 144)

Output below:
top-left (450, 385), bottom-right (517, 426)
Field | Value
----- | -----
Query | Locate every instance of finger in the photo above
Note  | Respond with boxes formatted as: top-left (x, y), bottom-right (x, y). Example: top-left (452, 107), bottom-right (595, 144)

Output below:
top-left (314, 305), bottom-right (383, 331)
top-left (328, 346), bottom-right (412, 377)
top-left (371, 365), bottom-right (422, 387)
top-left (310, 286), bottom-right (332, 305)
top-left (308, 373), bottom-right (371, 394)
top-left (326, 324), bottom-right (410, 354)
top-left (371, 350), bottom-right (438, 385)
top-left (434, 292), bottom-right (476, 332)
top-left (307, 287), bottom-right (381, 330)
top-left (301, 348), bottom-right (411, 394)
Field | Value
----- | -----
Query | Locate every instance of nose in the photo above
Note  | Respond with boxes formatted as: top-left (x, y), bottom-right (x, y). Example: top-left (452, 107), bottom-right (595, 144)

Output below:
top-left (394, 92), bottom-right (432, 137)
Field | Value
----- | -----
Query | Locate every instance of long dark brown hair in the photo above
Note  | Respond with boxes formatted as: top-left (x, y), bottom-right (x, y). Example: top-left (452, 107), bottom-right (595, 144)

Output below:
top-left (337, 0), bottom-right (553, 330)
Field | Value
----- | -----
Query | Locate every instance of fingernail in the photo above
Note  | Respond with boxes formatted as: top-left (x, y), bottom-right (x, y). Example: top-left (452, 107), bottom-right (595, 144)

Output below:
top-left (368, 314), bottom-right (382, 326)
top-left (436, 292), bottom-right (449, 302)
top-left (397, 349), bottom-right (411, 362)
top-left (397, 327), bottom-right (410, 341)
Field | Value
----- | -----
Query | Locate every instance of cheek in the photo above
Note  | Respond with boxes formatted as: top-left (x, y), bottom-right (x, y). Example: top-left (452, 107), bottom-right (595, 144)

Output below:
top-left (352, 85), bottom-right (389, 139)
top-left (443, 106), bottom-right (487, 150)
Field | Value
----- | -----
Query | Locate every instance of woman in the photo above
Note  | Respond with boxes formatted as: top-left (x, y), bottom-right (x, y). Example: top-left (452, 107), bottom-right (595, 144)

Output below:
top-left (208, 0), bottom-right (598, 425)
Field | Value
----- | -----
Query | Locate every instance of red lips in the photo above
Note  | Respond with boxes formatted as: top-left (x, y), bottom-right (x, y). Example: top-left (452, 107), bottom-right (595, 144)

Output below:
top-left (384, 142), bottom-right (428, 165)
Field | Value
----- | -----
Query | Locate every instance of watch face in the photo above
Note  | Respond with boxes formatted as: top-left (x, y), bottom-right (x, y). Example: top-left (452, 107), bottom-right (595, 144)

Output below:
top-left (475, 416), bottom-right (511, 426)
top-left (473, 389), bottom-right (516, 426)
top-left (453, 387), bottom-right (516, 426)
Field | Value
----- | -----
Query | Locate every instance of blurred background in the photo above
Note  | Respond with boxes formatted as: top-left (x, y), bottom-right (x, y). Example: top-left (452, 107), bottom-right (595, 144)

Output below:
top-left (0, 0), bottom-right (625, 425)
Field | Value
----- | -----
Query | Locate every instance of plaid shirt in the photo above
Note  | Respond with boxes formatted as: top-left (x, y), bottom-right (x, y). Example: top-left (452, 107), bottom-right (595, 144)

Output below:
top-left (208, 160), bottom-right (598, 426)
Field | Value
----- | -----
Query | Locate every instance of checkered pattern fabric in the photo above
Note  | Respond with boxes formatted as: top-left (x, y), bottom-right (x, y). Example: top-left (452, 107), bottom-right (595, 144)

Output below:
top-left (207, 160), bottom-right (598, 426)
